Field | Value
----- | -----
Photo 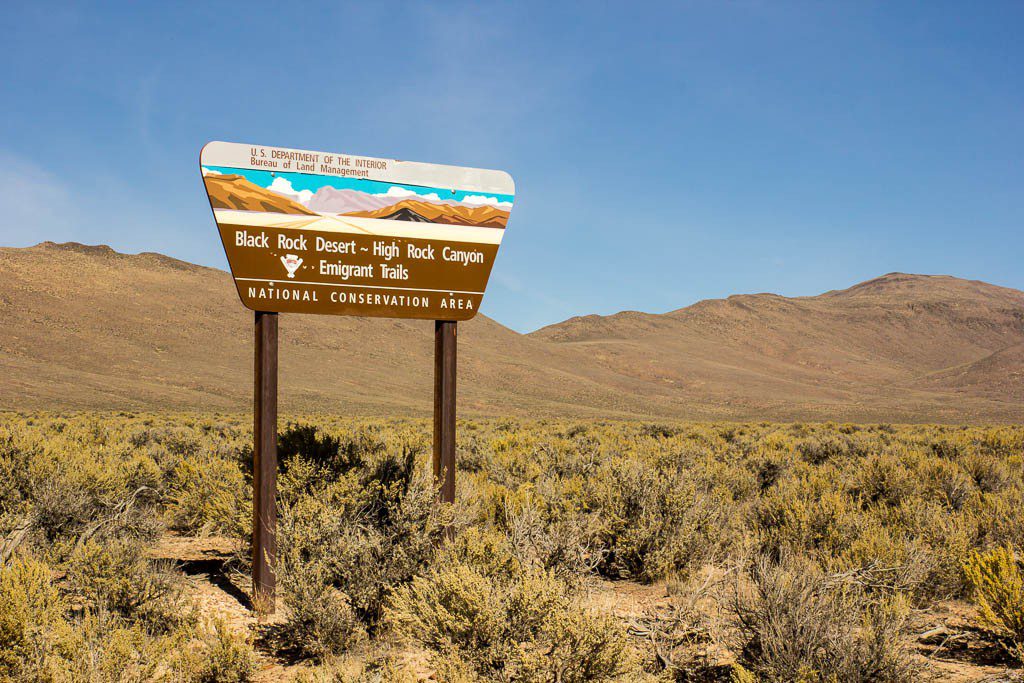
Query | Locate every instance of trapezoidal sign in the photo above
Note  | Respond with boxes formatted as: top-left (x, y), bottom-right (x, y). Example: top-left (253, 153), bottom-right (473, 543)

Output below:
top-left (200, 141), bottom-right (514, 320)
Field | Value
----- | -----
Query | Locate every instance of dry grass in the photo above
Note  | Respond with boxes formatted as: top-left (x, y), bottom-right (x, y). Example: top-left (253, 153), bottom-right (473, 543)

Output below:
top-left (1, 413), bottom-right (1023, 681)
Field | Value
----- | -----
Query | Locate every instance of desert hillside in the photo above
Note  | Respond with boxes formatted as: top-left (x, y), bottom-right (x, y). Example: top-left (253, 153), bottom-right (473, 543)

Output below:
top-left (0, 242), bottom-right (1021, 421)
top-left (533, 272), bottom-right (1024, 421)
top-left (0, 243), bottom-right (656, 417)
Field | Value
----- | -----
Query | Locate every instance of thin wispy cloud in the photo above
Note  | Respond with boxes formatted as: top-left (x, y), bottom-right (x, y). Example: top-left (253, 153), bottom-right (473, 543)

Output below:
top-left (0, 152), bottom-right (76, 246)
top-left (2, 3), bottom-right (1021, 332)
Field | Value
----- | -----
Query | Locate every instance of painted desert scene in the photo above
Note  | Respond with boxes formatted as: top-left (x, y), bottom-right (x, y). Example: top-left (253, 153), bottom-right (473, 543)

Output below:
top-left (202, 169), bottom-right (512, 228)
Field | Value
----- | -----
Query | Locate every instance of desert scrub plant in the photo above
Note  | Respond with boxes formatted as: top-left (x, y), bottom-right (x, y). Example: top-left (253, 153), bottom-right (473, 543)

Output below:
top-left (0, 553), bottom-right (68, 678)
top-left (66, 538), bottom-right (190, 630)
top-left (795, 432), bottom-right (869, 465)
top-left (963, 546), bottom-right (1024, 662)
top-left (754, 477), bottom-right (863, 562)
top-left (588, 455), bottom-right (733, 582)
top-left (501, 489), bottom-right (604, 578)
top-left (172, 618), bottom-right (257, 683)
top-left (276, 442), bottom-right (454, 657)
top-left (0, 551), bottom-right (241, 682)
top-left (167, 453), bottom-right (249, 537)
top-left (921, 459), bottom-right (980, 512)
top-left (893, 498), bottom-right (979, 597)
top-left (387, 529), bottom-right (635, 682)
top-left (0, 416), bottom-right (167, 564)
top-left (53, 611), bottom-right (190, 683)
top-left (2, 415), bottom-right (1024, 678)
top-left (626, 568), bottom-right (730, 679)
top-left (277, 422), bottom-right (375, 478)
top-left (292, 650), bottom-right (423, 683)
top-left (277, 555), bottom-right (367, 660)
top-left (825, 524), bottom-right (936, 599)
top-left (730, 554), bottom-right (922, 683)
top-left (977, 487), bottom-right (1024, 555)
top-left (729, 663), bottom-right (758, 683)
top-left (959, 452), bottom-right (1014, 494)
top-left (845, 453), bottom-right (917, 509)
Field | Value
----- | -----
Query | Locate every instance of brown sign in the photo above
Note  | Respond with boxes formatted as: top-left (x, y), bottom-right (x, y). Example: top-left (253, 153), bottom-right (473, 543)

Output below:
top-left (200, 141), bottom-right (514, 320)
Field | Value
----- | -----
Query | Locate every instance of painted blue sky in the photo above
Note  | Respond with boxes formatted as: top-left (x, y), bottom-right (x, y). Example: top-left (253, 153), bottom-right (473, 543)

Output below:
top-left (1, 2), bottom-right (1022, 332)
top-left (201, 166), bottom-right (515, 208)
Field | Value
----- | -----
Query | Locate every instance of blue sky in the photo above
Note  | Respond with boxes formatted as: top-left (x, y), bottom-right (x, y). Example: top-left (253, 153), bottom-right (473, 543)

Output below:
top-left (1, 2), bottom-right (1021, 332)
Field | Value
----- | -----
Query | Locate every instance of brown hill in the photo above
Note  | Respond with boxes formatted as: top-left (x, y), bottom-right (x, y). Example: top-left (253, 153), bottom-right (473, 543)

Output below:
top-left (202, 174), bottom-right (317, 215)
top-left (532, 273), bottom-right (1024, 422)
top-left (0, 243), bottom-right (656, 417)
top-left (346, 200), bottom-right (509, 228)
top-left (0, 243), bottom-right (1020, 422)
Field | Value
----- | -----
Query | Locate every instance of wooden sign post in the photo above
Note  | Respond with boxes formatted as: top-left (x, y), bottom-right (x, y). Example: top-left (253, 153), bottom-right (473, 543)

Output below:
top-left (200, 141), bottom-right (514, 614)
top-left (433, 320), bottom-right (457, 504)
top-left (252, 311), bottom-right (278, 609)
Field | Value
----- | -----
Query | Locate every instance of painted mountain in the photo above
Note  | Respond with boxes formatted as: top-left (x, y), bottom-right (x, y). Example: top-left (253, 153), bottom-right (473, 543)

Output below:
top-left (344, 200), bottom-right (509, 228)
top-left (203, 174), bottom-right (317, 216)
top-left (307, 187), bottom-right (401, 214)
top-left (306, 188), bottom-right (510, 227)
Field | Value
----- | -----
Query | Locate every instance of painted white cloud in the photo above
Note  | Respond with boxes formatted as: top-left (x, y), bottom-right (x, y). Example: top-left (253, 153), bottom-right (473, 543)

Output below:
top-left (374, 185), bottom-right (513, 208)
top-left (201, 167), bottom-right (221, 176)
top-left (461, 194), bottom-right (513, 209)
top-left (375, 186), bottom-right (443, 203)
top-left (268, 177), bottom-right (313, 205)
top-left (379, 186), bottom-right (418, 198)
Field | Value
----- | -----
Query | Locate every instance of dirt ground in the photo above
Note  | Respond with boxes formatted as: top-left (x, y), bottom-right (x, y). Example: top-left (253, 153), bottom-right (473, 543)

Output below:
top-left (151, 534), bottom-right (1023, 682)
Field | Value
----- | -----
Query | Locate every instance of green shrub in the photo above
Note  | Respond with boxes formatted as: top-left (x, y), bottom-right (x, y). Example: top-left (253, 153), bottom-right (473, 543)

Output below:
top-left (749, 450), bottom-right (791, 492)
top-left (589, 457), bottom-right (730, 582)
top-left (13, 428), bottom-right (164, 559)
top-left (388, 533), bottom-right (634, 682)
top-left (923, 459), bottom-right (979, 512)
top-left (896, 498), bottom-right (978, 597)
top-left (278, 557), bottom-right (366, 660)
top-left (977, 487), bottom-right (1024, 555)
top-left (730, 554), bottom-right (921, 683)
top-left (0, 554), bottom-right (67, 677)
top-left (755, 481), bottom-right (862, 561)
top-left (730, 664), bottom-right (758, 683)
top-left (827, 524), bottom-right (935, 599)
top-left (167, 454), bottom-right (248, 537)
top-left (796, 433), bottom-right (866, 464)
top-left (276, 444), bottom-right (453, 657)
top-left (56, 612), bottom-right (185, 683)
top-left (502, 494), bottom-right (603, 577)
top-left (964, 546), bottom-right (1024, 661)
top-left (296, 653), bottom-right (421, 683)
top-left (846, 454), bottom-right (915, 509)
top-left (2, 415), bottom-right (1024, 680)
top-left (175, 618), bottom-right (257, 683)
top-left (277, 422), bottom-right (379, 480)
top-left (66, 538), bottom-right (188, 629)
top-left (960, 453), bottom-right (1013, 494)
